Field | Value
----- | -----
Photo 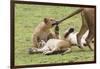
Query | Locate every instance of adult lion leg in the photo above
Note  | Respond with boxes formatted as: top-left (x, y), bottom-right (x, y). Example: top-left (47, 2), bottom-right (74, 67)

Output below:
top-left (77, 12), bottom-right (88, 49)
top-left (85, 29), bottom-right (94, 51)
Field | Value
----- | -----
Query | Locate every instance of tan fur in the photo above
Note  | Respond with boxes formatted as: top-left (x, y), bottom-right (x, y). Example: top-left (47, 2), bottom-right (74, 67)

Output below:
top-left (56, 39), bottom-right (71, 52)
top-left (31, 38), bottom-right (71, 55)
top-left (32, 17), bottom-right (58, 49)
top-left (58, 40), bottom-right (71, 48)
top-left (55, 8), bottom-right (95, 51)
top-left (77, 8), bottom-right (95, 51)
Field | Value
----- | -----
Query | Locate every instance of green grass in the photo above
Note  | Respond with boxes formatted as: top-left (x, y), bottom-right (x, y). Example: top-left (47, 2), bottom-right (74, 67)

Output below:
top-left (15, 4), bottom-right (94, 65)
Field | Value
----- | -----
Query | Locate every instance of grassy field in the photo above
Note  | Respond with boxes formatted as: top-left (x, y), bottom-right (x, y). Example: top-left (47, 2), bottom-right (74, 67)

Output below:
top-left (15, 4), bottom-right (94, 65)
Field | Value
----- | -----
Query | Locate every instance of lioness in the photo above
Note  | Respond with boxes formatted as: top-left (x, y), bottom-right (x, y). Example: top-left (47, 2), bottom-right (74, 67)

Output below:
top-left (54, 8), bottom-right (95, 51)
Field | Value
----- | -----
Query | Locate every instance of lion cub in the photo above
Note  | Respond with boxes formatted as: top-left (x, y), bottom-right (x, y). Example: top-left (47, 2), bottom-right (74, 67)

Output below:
top-left (32, 17), bottom-right (59, 49)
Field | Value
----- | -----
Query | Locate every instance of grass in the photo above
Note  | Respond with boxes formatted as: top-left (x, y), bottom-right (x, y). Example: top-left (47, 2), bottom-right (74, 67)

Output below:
top-left (15, 4), bottom-right (94, 65)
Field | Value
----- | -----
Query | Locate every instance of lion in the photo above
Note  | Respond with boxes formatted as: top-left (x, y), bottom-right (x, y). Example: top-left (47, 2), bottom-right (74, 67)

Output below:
top-left (28, 17), bottom-right (60, 54)
top-left (53, 8), bottom-right (95, 51)
top-left (77, 8), bottom-right (95, 51)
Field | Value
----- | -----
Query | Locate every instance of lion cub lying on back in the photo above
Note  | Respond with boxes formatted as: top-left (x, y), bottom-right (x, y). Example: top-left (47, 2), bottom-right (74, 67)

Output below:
top-left (30, 28), bottom-right (74, 55)
top-left (32, 17), bottom-right (59, 49)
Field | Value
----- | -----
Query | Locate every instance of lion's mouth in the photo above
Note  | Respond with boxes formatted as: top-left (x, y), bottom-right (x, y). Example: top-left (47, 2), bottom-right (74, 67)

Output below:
top-left (52, 21), bottom-right (59, 26)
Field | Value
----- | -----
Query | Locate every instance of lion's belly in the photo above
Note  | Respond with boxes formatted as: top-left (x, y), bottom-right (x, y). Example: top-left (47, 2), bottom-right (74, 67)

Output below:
top-left (39, 32), bottom-right (49, 42)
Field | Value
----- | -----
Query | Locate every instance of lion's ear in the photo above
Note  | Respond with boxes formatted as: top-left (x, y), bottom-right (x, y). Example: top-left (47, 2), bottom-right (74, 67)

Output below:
top-left (44, 18), bottom-right (48, 24)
